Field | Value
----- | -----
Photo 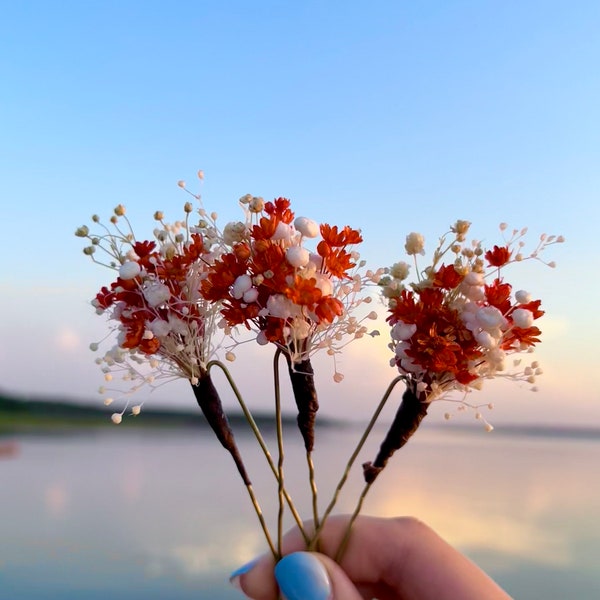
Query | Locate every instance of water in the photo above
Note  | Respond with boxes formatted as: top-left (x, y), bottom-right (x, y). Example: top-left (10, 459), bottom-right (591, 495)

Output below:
top-left (1, 424), bottom-right (599, 599)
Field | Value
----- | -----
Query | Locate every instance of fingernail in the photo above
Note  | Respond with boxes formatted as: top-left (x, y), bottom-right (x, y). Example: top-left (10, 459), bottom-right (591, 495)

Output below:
top-left (275, 552), bottom-right (332, 600)
top-left (229, 557), bottom-right (259, 590)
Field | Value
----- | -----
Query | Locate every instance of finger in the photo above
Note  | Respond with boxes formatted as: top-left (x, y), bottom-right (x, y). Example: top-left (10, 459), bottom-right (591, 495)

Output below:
top-left (230, 523), bottom-right (317, 600)
top-left (274, 551), bottom-right (364, 600)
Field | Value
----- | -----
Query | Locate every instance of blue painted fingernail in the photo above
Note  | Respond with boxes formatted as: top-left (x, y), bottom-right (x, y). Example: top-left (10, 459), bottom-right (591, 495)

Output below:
top-left (275, 552), bottom-right (332, 600)
top-left (229, 557), bottom-right (259, 590)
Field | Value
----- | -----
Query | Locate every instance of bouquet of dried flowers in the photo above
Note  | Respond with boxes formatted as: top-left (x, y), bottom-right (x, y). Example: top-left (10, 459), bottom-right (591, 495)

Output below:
top-left (75, 172), bottom-right (563, 561)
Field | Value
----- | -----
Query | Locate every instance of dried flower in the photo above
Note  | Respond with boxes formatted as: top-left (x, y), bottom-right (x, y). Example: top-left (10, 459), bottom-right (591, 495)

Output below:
top-left (364, 221), bottom-right (564, 484)
top-left (380, 221), bottom-right (564, 403)
top-left (76, 198), bottom-right (228, 413)
top-left (404, 232), bottom-right (426, 256)
top-left (202, 196), bottom-right (382, 372)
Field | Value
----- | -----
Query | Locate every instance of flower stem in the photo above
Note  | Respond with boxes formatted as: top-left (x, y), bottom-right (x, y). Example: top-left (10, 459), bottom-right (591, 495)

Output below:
top-left (207, 360), bottom-right (308, 544)
top-left (273, 350), bottom-right (285, 557)
top-left (308, 375), bottom-right (404, 550)
top-left (306, 450), bottom-right (319, 531)
top-left (334, 481), bottom-right (373, 563)
top-left (245, 483), bottom-right (278, 559)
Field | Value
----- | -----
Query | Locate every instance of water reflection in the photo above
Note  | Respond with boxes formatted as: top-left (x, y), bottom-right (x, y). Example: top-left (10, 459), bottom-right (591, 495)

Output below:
top-left (1, 426), bottom-right (599, 599)
top-left (0, 440), bottom-right (18, 459)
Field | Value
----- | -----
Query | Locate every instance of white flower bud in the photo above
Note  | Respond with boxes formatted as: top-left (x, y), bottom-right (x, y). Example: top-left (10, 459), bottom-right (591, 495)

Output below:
top-left (249, 196), bottom-right (265, 213)
top-left (475, 330), bottom-right (497, 349)
top-left (389, 261), bottom-right (410, 280)
top-left (464, 271), bottom-right (484, 286)
top-left (111, 413), bottom-right (123, 424)
top-left (294, 216), bottom-right (319, 238)
top-left (232, 274), bottom-right (253, 299)
top-left (476, 306), bottom-right (507, 331)
top-left (290, 317), bottom-right (311, 340)
top-left (149, 319), bottom-right (171, 337)
top-left (314, 273), bottom-right (333, 296)
top-left (243, 288), bottom-right (259, 303)
top-left (143, 282), bottom-right (171, 307)
top-left (515, 290), bottom-right (532, 304)
top-left (271, 222), bottom-right (293, 242)
top-left (223, 221), bottom-right (247, 245)
top-left (391, 322), bottom-right (417, 341)
top-left (286, 246), bottom-right (310, 268)
top-left (404, 232), bottom-right (425, 256)
top-left (512, 308), bottom-right (534, 328)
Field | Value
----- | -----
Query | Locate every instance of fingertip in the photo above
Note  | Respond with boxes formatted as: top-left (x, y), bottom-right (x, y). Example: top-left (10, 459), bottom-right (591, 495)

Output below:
top-left (275, 552), bottom-right (332, 600)
top-left (229, 553), bottom-right (278, 600)
top-left (274, 552), bottom-right (364, 600)
top-left (229, 557), bottom-right (260, 592)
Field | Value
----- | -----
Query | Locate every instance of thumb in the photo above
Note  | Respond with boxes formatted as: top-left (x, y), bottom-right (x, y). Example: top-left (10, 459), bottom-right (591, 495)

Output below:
top-left (274, 551), bottom-right (363, 600)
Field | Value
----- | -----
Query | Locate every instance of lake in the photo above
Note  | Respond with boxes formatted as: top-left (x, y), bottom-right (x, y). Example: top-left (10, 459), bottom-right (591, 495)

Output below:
top-left (1, 422), bottom-right (599, 599)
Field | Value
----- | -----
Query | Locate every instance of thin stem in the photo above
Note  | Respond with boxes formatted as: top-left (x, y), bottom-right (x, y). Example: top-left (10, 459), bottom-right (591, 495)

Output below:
top-left (309, 375), bottom-right (404, 550)
top-left (273, 349), bottom-right (285, 558)
top-left (245, 483), bottom-right (278, 559)
top-left (207, 360), bottom-right (309, 543)
top-left (306, 450), bottom-right (320, 531)
top-left (334, 481), bottom-right (373, 563)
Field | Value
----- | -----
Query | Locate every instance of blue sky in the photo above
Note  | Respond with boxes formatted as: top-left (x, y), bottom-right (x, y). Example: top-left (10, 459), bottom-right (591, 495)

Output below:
top-left (1, 1), bottom-right (599, 427)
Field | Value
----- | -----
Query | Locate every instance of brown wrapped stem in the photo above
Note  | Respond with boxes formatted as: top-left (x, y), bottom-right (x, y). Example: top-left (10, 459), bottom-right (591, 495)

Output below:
top-left (191, 374), bottom-right (251, 485)
top-left (285, 354), bottom-right (319, 452)
top-left (362, 383), bottom-right (428, 484)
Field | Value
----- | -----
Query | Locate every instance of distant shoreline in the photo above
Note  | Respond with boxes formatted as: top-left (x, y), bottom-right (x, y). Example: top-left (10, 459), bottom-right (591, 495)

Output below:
top-left (1, 391), bottom-right (599, 441)
top-left (0, 391), bottom-right (330, 433)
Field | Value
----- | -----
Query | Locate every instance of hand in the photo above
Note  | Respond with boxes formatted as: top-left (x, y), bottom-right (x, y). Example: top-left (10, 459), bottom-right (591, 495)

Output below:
top-left (230, 515), bottom-right (512, 600)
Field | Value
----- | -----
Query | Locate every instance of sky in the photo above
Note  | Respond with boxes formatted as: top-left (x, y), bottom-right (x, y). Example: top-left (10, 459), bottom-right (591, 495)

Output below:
top-left (1, 0), bottom-right (599, 428)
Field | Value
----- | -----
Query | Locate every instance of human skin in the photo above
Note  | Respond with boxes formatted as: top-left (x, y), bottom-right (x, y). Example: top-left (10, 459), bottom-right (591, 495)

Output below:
top-left (231, 515), bottom-right (513, 600)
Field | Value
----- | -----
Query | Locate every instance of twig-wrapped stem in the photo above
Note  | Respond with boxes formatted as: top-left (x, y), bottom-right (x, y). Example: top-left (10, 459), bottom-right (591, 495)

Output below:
top-left (362, 383), bottom-right (428, 483)
top-left (191, 374), bottom-right (251, 485)
top-left (285, 354), bottom-right (319, 452)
